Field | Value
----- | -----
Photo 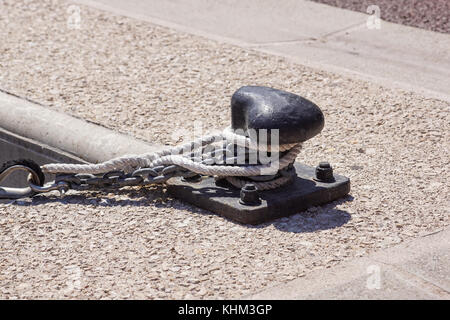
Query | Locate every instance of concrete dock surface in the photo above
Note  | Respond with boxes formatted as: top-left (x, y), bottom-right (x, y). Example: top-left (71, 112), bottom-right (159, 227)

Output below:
top-left (0, 0), bottom-right (448, 299)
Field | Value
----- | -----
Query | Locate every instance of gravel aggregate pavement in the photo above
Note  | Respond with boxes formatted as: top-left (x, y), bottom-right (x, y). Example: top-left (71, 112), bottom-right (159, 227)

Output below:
top-left (310, 0), bottom-right (450, 34)
top-left (0, 0), bottom-right (449, 299)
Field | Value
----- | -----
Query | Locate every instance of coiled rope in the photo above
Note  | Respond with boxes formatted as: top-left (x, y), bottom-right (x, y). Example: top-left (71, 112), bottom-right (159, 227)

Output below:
top-left (42, 128), bottom-right (301, 190)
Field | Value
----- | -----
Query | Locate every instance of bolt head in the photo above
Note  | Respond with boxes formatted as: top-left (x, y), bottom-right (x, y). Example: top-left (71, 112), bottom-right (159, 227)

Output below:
top-left (315, 162), bottom-right (334, 182)
top-left (319, 161), bottom-right (331, 168)
top-left (239, 183), bottom-right (261, 206)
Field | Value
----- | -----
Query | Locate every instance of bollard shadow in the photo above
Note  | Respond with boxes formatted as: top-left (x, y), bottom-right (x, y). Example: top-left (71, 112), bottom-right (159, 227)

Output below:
top-left (257, 195), bottom-right (353, 233)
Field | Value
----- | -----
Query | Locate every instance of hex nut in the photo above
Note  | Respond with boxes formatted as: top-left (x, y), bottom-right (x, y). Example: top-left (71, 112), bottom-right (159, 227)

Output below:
top-left (239, 183), bottom-right (261, 206)
top-left (315, 162), bottom-right (334, 182)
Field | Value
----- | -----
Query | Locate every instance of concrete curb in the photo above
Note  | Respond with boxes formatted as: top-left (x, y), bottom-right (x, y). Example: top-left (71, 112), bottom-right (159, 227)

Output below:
top-left (0, 91), bottom-right (159, 164)
top-left (0, 127), bottom-right (86, 165)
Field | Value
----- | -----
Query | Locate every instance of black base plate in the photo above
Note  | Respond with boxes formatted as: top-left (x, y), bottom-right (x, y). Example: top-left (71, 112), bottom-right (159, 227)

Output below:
top-left (167, 162), bottom-right (350, 225)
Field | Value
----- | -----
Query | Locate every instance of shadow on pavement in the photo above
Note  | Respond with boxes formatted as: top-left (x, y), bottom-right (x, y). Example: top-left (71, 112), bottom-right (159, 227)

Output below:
top-left (8, 187), bottom-right (354, 233)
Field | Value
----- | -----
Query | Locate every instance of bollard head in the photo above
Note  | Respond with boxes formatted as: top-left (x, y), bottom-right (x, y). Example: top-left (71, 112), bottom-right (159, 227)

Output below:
top-left (231, 86), bottom-right (324, 145)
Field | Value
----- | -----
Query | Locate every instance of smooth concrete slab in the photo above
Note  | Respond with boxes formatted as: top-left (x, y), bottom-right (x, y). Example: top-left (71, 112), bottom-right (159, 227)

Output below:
top-left (72, 0), bottom-right (450, 102)
top-left (246, 228), bottom-right (450, 299)
top-left (73, 0), bottom-right (367, 44)
top-left (261, 21), bottom-right (450, 103)
top-left (371, 229), bottom-right (450, 293)
top-left (308, 267), bottom-right (440, 300)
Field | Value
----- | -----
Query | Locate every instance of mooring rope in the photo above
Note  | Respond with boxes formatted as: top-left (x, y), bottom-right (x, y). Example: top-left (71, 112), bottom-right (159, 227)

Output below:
top-left (41, 128), bottom-right (301, 190)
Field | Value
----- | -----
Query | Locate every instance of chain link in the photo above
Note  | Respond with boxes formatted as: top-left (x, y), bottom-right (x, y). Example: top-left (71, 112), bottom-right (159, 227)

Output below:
top-left (26, 145), bottom-right (293, 195)
top-left (50, 164), bottom-right (193, 193)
